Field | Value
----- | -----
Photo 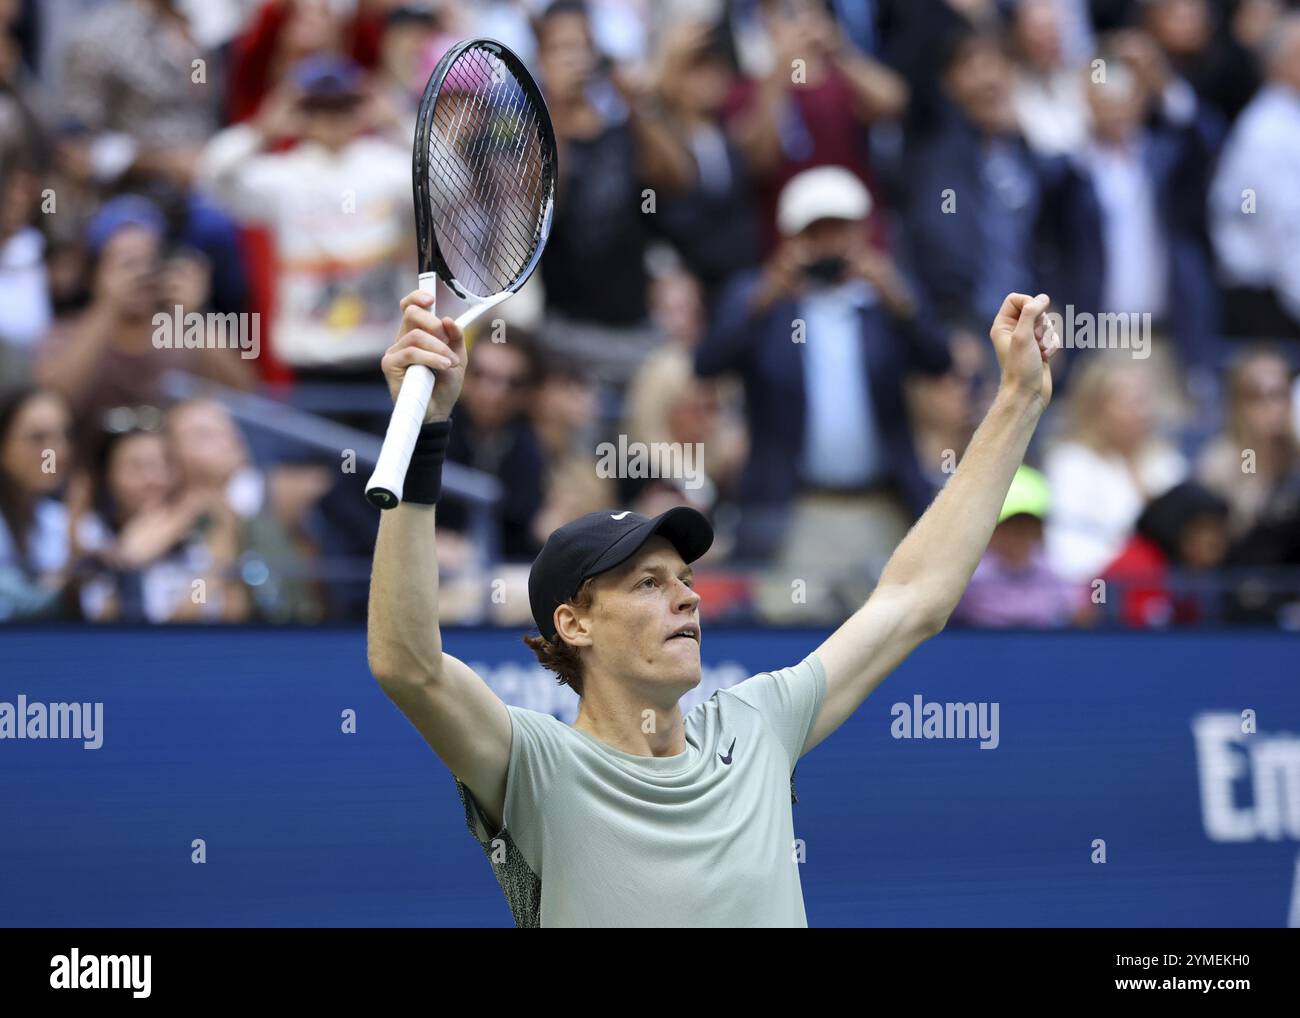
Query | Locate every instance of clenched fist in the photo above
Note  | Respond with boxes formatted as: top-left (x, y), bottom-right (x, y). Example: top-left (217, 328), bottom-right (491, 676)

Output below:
top-left (988, 292), bottom-right (1059, 409)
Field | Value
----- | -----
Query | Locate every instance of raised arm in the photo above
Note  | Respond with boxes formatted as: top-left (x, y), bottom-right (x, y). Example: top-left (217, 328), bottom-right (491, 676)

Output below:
top-left (366, 291), bottom-right (512, 830)
top-left (803, 292), bottom-right (1059, 754)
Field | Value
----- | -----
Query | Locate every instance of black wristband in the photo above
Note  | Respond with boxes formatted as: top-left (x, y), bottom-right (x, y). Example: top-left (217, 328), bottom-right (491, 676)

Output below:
top-left (402, 419), bottom-right (452, 504)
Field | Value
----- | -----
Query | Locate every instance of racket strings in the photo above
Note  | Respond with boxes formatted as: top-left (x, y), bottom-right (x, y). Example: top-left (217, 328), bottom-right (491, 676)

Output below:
top-left (425, 48), bottom-right (551, 297)
top-left (450, 80), bottom-right (547, 280)
top-left (439, 75), bottom-right (539, 270)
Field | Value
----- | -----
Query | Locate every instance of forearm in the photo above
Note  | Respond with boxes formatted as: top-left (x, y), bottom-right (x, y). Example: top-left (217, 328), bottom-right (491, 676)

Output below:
top-left (631, 108), bottom-right (694, 192)
top-left (729, 73), bottom-right (786, 173)
top-left (367, 503), bottom-right (444, 684)
top-left (879, 387), bottom-right (1044, 626)
top-left (36, 319), bottom-right (111, 407)
top-left (196, 347), bottom-right (257, 391)
top-left (836, 51), bottom-right (908, 120)
top-left (196, 124), bottom-right (274, 220)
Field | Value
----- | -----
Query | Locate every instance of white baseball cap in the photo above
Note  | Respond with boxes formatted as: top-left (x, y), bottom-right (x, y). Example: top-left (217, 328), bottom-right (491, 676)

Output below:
top-left (776, 165), bottom-right (873, 236)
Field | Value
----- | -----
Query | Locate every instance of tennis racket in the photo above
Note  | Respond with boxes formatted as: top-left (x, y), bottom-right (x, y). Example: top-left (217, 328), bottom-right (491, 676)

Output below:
top-left (366, 38), bottom-right (557, 509)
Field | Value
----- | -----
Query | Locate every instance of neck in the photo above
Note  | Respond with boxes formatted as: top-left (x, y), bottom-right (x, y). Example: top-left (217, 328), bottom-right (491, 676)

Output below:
top-left (573, 679), bottom-right (689, 758)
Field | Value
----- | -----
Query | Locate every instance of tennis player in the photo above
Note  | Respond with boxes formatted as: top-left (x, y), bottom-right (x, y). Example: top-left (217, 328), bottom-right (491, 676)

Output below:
top-left (368, 287), bottom-right (1059, 927)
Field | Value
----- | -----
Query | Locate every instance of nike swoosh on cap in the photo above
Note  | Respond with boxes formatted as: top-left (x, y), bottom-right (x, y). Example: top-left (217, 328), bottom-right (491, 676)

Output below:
top-left (609, 511), bottom-right (632, 520)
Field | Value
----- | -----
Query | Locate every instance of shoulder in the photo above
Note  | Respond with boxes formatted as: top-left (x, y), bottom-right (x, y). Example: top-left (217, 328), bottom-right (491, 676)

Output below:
top-left (716, 653), bottom-right (827, 711)
top-left (505, 703), bottom-right (571, 735)
top-left (713, 267), bottom-right (769, 318)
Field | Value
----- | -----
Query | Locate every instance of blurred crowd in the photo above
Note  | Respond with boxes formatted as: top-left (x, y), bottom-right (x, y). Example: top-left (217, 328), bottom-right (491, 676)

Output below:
top-left (2, 0), bottom-right (1300, 628)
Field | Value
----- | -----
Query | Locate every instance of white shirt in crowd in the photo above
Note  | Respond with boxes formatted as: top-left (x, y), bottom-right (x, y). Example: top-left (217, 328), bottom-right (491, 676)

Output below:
top-left (1013, 69), bottom-right (1089, 157)
top-left (1044, 439), bottom-right (1187, 582)
top-left (1210, 83), bottom-right (1300, 320)
top-left (0, 228), bottom-right (53, 350)
top-left (1083, 140), bottom-right (1168, 317)
top-left (198, 126), bottom-right (412, 369)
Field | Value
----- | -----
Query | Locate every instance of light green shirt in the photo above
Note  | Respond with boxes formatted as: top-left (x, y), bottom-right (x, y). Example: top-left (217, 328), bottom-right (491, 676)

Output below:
top-left (455, 652), bottom-right (827, 927)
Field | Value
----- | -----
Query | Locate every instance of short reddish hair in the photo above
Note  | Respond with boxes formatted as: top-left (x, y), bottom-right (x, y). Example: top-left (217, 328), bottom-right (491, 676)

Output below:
top-left (522, 576), bottom-right (595, 696)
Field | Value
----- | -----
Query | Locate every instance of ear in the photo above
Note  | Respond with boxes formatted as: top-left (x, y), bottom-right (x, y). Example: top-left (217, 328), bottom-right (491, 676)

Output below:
top-left (553, 601), bottom-right (594, 649)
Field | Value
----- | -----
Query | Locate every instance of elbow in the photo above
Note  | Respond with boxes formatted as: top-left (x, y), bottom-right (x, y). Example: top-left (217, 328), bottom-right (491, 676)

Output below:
top-left (905, 599), bottom-right (948, 642)
top-left (905, 586), bottom-right (953, 641)
top-left (917, 608), bottom-right (950, 641)
top-left (367, 644), bottom-right (442, 692)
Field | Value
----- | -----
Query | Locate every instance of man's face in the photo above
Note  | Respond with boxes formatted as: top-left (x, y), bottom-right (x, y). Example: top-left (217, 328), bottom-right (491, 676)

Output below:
top-left (1086, 64), bottom-right (1145, 144)
top-left (463, 343), bottom-right (531, 431)
top-left (945, 39), bottom-right (1015, 134)
top-left (538, 11), bottom-right (597, 101)
top-left (764, 0), bottom-right (837, 57)
top-left (300, 101), bottom-right (363, 150)
top-left (167, 400), bottom-right (247, 490)
top-left (571, 536), bottom-right (703, 699)
top-left (799, 217), bottom-right (859, 263)
top-left (96, 226), bottom-right (162, 320)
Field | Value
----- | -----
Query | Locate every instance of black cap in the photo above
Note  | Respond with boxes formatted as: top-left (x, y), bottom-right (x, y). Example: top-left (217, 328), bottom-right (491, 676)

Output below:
top-left (528, 507), bottom-right (714, 639)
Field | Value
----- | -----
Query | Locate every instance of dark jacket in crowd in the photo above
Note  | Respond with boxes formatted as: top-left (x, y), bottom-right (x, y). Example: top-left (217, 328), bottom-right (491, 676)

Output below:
top-left (696, 268), bottom-right (951, 559)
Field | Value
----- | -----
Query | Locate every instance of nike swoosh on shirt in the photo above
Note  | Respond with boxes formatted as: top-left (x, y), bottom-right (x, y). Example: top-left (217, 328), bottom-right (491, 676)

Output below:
top-left (719, 737), bottom-right (736, 765)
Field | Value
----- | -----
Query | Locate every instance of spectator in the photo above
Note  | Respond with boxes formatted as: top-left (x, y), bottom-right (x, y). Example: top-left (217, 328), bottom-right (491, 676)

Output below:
top-left (0, 147), bottom-right (51, 384)
top-left (225, 0), bottom-right (386, 125)
top-left (905, 27), bottom-right (1047, 333)
top-left (439, 332), bottom-right (546, 563)
top-left (1010, 0), bottom-right (1089, 157)
top-left (953, 465), bottom-right (1088, 627)
top-left (1197, 346), bottom-right (1300, 538)
top-left (36, 195), bottom-right (252, 448)
top-left (1140, 0), bottom-right (1270, 123)
top-left (1210, 13), bottom-right (1300, 339)
top-left (1042, 34), bottom-right (1220, 371)
top-left (372, 4), bottom-right (445, 146)
top-left (624, 341), bottom-right (747, 517)
top-left (697, 166), bottom-right (951, 615)
top-left (0, 386), bottom-right (74, 620)
top-left (623, 259), bottom-right (746, 527)
top-left (39, 119), bottom-right (102, 303)
top-left (878, 0), bottom-right (1003, 143)
top-left (534, 0), bottom-right (693, 387)
top-left (165, 397), bottom-right (324, 622)
top-left (651, 19), bottom-right (761, 302)
top-left (1102, 479), bottom-right (1231, 626)
top-left (197, 56), bottom-right (411, 383)
top-left (75, 426), bottom-right (221, 623)
top-left (724, 0), bottom-right (907, 252)
top-left (61, 0), bottom-right (217, 191)
top-left (528, 354), bottom-right (617, 549)
top-left (1044, 355), bottom-right (1187, 582)
top-left (906, 329), bottom-right (985, 487)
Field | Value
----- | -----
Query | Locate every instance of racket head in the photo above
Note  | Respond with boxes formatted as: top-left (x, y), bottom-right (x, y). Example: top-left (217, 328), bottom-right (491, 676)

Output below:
top-left (414, 38), bottom-right (557, 302)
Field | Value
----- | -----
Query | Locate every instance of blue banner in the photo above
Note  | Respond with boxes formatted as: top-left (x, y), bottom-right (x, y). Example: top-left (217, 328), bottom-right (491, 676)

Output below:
top-left (1, 627), bottom-right (1296, 926)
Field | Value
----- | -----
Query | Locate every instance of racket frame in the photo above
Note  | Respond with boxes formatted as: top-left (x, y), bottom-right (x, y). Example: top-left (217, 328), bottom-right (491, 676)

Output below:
top-left (365, 38), bottom-right (556, 510)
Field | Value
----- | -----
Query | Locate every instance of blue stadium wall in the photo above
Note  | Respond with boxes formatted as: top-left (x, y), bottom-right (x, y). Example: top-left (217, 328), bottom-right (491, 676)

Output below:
top-left (1, 627), bottom-right (1297, 927)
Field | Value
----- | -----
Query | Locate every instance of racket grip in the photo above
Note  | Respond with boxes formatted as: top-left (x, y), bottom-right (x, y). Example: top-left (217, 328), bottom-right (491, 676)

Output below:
top-left (365, 365), bottom-right (436, 510)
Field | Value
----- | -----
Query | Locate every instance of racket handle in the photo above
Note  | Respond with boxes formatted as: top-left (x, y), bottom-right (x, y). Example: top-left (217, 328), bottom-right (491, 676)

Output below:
top-left (365, 273), bottom-right (439, 510)
top-left (366, 365), bottom-right (436, 509)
